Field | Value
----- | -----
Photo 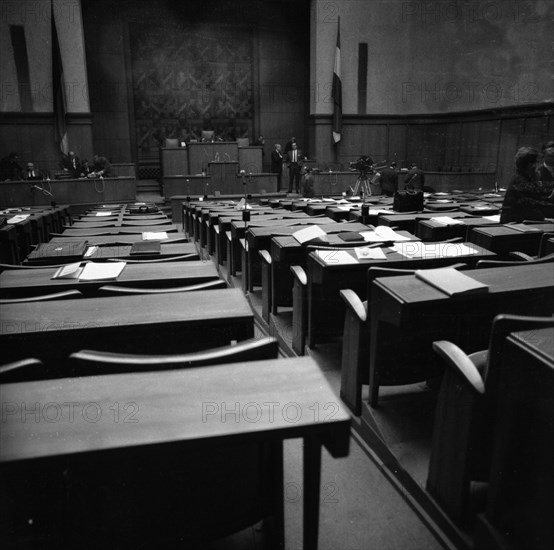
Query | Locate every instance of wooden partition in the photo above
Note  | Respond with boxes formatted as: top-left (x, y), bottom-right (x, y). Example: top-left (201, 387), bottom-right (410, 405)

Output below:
top-left (0, 177), bottom-right (136, 208)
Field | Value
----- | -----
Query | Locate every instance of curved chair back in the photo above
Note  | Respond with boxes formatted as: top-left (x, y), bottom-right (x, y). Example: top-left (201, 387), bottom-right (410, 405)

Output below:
top-left (0, 290), bottom-right (83, 304)
top-left (0, 358), bottom-right (44, 383)
top-left (97, 279), bottom-right (226, 296)
top-left (69, 336), bottom-right (279, 376)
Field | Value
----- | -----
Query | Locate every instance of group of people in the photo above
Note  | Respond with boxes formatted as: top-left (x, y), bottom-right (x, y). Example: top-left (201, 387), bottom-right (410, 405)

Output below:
top-left (0, 151), bottom-right (112, 181)
top-left (270, 137), bottom-right (310, 194)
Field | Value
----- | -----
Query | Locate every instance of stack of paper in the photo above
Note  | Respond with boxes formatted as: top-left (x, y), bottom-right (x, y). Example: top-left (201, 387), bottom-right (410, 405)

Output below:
top-left (142, 231), bottom-right (168, 241)
top-left (360, 226), bottom-right (411, 242)
top-left (7, 214), bottom-right (30, 224)
top-left (95, 211), bottom-right (112, 217)
top-left (79, 261), bottom-right (126, 281)
top-left (292, 225), bottom-right (328, 244)
top-left (431, 216), bottom-right (465, 226)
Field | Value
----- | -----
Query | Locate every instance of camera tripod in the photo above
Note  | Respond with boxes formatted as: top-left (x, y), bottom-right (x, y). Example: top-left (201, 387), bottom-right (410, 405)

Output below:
top-left (350, 171), bottom-right (372, 196)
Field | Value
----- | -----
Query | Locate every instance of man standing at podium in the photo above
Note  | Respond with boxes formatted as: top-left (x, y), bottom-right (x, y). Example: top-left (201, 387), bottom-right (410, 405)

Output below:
top-left (286, 143), bottom-right (304, 194)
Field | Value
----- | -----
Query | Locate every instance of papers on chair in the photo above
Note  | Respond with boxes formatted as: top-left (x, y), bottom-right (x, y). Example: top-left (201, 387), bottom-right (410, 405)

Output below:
top-left (78, 261), bottom-right (126, 281)
top-left (415, 267), bottom-right (489, 296)
top-left (142, 231), bottom-right (168, 241)
top-left (360, 226), bottom-right (411, 242)
top-left (95, 211), bottom-right (112, 216)
top-left (483, 215), bottom-right (500, 222)
top-left (314, 249), bottom-right (358, 265)
top-left (52, 262), bottom-right (83, 279)
top-left (337, 205), bottom-right (355, 211)
top-left (84, 246), bottom-right (98, 257)
top-left (430, 216), bottom-right (465, 226)
top-left (7, 214), bottom-right (30, 224)
top-left (392, 242), bottom-right (480, 259)
top-left (354, 246), bottom-right (387, 260)
top-left (292, 225), bottom-right (328, 244)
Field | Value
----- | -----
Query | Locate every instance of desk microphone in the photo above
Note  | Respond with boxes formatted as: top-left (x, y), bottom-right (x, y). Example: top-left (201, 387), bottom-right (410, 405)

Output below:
top-left (30, 185), bottom-right (54, 198)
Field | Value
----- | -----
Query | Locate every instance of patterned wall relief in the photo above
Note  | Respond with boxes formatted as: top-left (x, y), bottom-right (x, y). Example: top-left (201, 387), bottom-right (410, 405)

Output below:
top-left (130, 25), bottom-right (254, 161)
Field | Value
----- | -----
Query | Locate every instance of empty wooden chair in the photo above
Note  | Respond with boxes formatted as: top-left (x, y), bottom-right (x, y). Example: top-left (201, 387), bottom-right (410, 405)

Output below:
top-left (97, 279), bottom-right (226, 296)
top-left (427, 314), bottom-right (554, 526)
top-left (340, 264), bottom-right (467, 413)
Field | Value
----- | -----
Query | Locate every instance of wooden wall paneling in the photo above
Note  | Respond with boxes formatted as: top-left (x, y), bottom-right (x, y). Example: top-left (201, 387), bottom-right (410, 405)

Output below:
top-left (496, 118), bottom-right (522, 185)
top-left (459, 121), bottom-right (481, 171)
top-left (406, 125), bottom-right (425, 168)
top-left (387, 124), bottom-right (407, 168)
top-left (444, 122), bottom-right (462, 171)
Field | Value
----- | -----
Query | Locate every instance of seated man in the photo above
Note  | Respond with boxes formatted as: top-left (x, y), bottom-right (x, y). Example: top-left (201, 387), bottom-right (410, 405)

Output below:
top-left (23, 162), bottom-right (45, 181)
top-left (0, 152), bottom-right (23, 181)
top-left (61, 151), bottom-right (81, 178)
top-left (404, 162), bottom-right (425, 190)
top-left (90, 154), bottom-right (113, 177)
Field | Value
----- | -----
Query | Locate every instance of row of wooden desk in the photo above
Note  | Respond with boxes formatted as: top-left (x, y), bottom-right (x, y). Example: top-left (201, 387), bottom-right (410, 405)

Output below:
top-left (0, 201), bottom-right (352, 549)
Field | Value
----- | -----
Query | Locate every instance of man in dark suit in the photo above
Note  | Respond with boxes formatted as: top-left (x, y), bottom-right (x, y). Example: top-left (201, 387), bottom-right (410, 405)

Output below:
top-left (91, 154), bottom-right (113, 177)
top-left (404, 162), bottom-right (425, 190)
top-left (271, 143), bottom-right (284, 189)
top-left (379, 161), bottom-right (399, 196)
top-left (61, 151), bottom-right (81, 178)
top-left (285, 143), bottom-right (304, 193)
top-left (23, 162), bottom-right (45, 181)
top-left (0, 152), bottom-right (23, 181)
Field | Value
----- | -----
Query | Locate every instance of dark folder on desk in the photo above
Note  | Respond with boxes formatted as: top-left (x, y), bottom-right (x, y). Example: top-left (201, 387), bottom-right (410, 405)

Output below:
top-left (130, 241), bottom-right (161, 255)
top-left (29, 241), bottom-right (88, 262)
top-left (338, 231), bottom-right (363, 242)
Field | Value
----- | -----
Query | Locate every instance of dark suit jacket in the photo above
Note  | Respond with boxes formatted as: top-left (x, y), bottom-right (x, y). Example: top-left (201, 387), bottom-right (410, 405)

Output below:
top-left (285, 149), bottom-right (304, 167)
top-left (93, 157), bottom-right (112, 177)
top-left (379, 167), bottom-right (399, 194)
top-left (62, 155), bottom-right (81, 178)
top-left (271, 150), bottom-right (283, 173)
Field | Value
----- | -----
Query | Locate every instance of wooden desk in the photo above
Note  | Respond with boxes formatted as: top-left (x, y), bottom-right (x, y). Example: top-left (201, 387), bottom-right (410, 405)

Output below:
top-left (160, 146), bottom-right (189, 177)
top-left (268, 224), bottom-right (389, 314)
top-left (468, 223), bottom-right (554, 256)
top-left (377, 211), bottom-right (470, 233)
top-left (188, 142), bottom-right (238, 174)
top-left (368, 263), bottom-right (554, 406)
top-left (0, 288), bottom-right (253, 372)
top-left (60, 224), bottom-right (179, 236)
top-left (0, 261), bottom-right (219, 297)
top-left (475, 327), bottom-right (554, 550)
top-left (48, 232), bottom-right (187, 246)
top-left (306, 243), bottom-right (495, 347)
top-left (22, 242), bottom-right (198, 266)
top-left (416, 217), bottom-right (500, 241)
top-left (0, 356), bottom-right (350, 549)
top-left (0, 177), bottom-right (136, 207)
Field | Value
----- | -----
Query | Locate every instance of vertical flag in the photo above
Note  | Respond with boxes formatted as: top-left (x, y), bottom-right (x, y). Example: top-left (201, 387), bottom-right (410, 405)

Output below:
top-left (331, 16), bottom-right (342, 144)
top-left (52, 0), bottom-right (68, 154)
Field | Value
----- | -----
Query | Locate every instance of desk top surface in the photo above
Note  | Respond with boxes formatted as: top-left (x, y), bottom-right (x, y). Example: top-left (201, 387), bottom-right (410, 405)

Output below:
top-left (0, 288), bottom-right (252, 334)
top-left (48, 232), bottom-right (187, 245)
top-left (0, 356), bottom-right (350, 463)
top-left (509, 327), bottom-right (554, 365)
top-left (60, 225), bottom-right (179, 236)
top-left (0, 260), bottom-right (217, 293)
top-left (372, 262), bottom-right (554, 305)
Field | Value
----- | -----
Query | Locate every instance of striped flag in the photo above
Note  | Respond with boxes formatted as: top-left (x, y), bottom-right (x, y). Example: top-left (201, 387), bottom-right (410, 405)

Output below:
top-left (52, 0), bottom-right (68, 154)
top-left (331, 16), bottom-right (342, 144)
